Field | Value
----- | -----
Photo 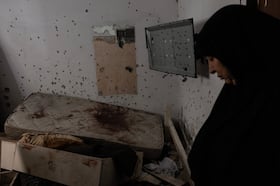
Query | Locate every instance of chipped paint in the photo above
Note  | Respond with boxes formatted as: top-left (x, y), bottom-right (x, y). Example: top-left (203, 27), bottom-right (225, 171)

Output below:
top-left (82, 159), bottom-right (98, 167)
top-left (0, 0), bottom-right (230, 141)
top-left (92, 25), bottom-right (116, 36)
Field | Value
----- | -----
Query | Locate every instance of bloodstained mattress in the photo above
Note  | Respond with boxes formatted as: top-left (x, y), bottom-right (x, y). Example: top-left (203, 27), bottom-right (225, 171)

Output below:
top-left (4, 92), bottom-right (164, 159)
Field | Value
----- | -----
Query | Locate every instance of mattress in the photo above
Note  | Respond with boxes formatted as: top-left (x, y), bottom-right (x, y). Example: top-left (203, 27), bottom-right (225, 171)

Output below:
top-left (4, 92), bottom-right (164, 159)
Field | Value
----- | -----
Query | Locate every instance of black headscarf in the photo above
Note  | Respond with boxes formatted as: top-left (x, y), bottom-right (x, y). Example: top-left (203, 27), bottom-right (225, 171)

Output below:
top-left (188, 5), bottom-right (280, 186)
top-left (195, 4), bottom-right (280, 86)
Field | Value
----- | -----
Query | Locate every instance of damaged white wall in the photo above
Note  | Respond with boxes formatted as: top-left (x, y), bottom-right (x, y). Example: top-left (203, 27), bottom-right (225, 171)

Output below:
top-left (0, 0), bottom-right (245, 141)
top-left (0, 0), bottom-right (178, 124)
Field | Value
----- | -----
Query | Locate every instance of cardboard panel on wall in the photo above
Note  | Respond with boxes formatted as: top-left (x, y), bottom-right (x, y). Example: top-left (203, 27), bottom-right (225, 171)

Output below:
top-left (93, 32), bottom-right (137, 96)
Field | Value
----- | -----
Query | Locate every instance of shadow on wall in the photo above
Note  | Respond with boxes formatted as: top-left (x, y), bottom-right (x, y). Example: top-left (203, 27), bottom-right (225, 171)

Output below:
top-left (196, 58), bottom-right (209, 78)
top-left (0, 47), bottom-right (22, 131)
top-left (194, 20), bottom-right (210, 78)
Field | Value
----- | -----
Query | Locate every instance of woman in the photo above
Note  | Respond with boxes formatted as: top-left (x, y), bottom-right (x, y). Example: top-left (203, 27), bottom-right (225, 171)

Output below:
top-left (188, 4), bottom-right (280, 186)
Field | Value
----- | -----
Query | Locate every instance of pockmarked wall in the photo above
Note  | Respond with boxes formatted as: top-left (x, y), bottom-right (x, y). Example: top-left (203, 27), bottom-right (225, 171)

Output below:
top-left (0, 0), bottom-right (179, 126)
top-left (0, 0), bottom-right (245, 143)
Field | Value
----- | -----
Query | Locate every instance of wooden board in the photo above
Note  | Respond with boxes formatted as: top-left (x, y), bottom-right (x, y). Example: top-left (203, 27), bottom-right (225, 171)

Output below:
top-left (93, 36), bottom-right (137, 96)
top-left (0, 140), bottom-right (16, 170)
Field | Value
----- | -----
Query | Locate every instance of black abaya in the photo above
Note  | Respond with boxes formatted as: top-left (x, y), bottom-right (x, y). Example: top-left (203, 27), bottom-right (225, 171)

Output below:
top-left (188, 5), bottom-right (280, 186)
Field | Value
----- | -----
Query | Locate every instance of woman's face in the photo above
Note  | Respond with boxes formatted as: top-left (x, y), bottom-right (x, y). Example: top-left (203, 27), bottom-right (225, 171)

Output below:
top-left (205, 56), bottom-right (237, 85)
